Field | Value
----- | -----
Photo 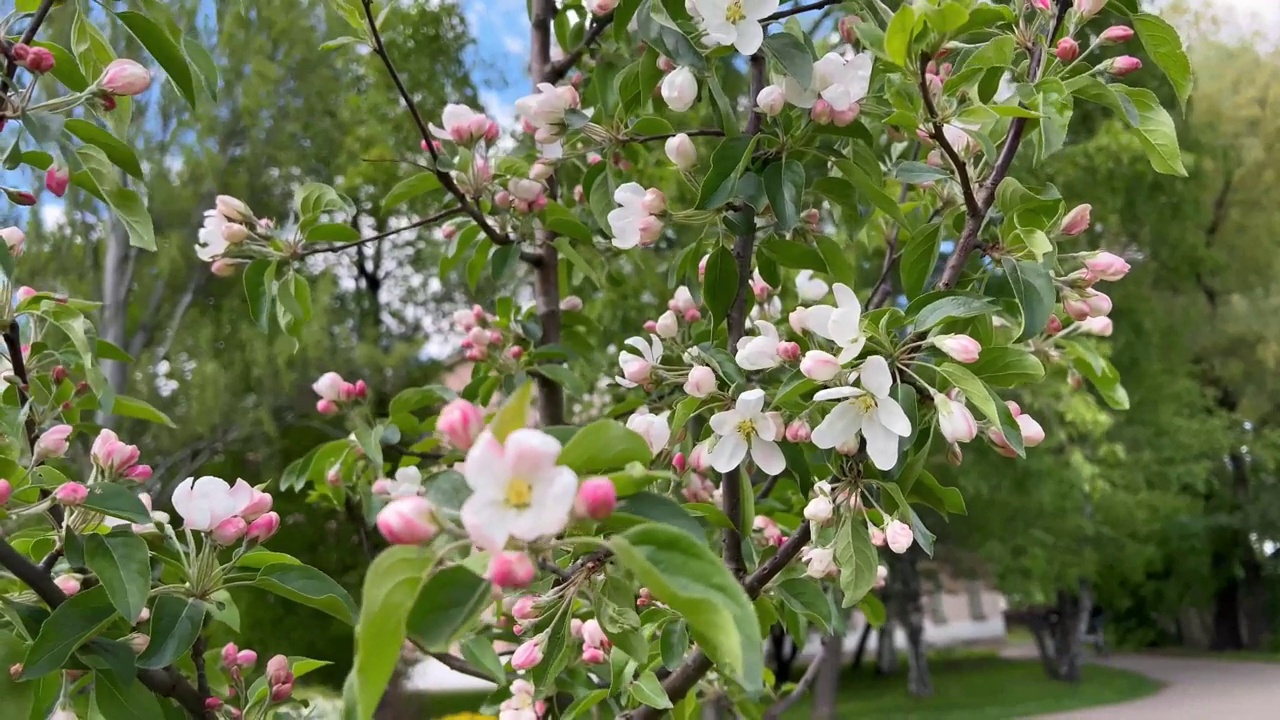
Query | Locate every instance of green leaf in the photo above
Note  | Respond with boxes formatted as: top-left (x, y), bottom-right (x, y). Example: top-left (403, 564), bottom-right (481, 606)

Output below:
top-left (894, 161), bottom-right (950, 184)
top-left (81, 483), bottom-right (151, 523)
top-left (815, 235), bottom-right (856, 287)
top-left (558, 419), bottom-right (653, 474)
top-left (243, 259), bottom-right (276, 332)
top-left (110, 395), bottom-right (176, 427)
top-left (83, 532), bottom-right (150, 624)
top-left (762, 33), bottom-right (814, 88)
top-left (774, 578), bottom-right (833, 632)
top-left (703, 245), bottom-right (738, 327)
top-left (696, 136), bottom-right (754, 210)
top-left (966, 346), bottom-right (1045, 387)
top-left (914, 295), bottom-right (996, 330)
top-left (610, 492), bottom-right (705, 540)
top-left (1008, 227), bottom-right (1053, 262)
top-left (114, 11), bottom-right (198, 107)
top-left (834, 514), bottom-right (879, 608)
top-left (352, 546), bottom-right (432, 719)
top-left (884, 3), bottom-right (917, 67)
top-left (34, 41), bottom-right (89, 92)
top-left (609, 524), bottom-right (764, 692)
top-left (632, 670), bottom-right (673, 709)
top-left (1111, 85), bottom-right (1187, 177)
top-left (20, 111), bottom-right (64, 147)
top-left (382, 172), bottom-right (442, 211)
top-left (533, 364), bottom-right (586, 397)
top-left (563, 689), bottom-right (610, 720)
top-left (489, 382), bottom-right (532, 442)
top-left (937, 363), bottom-right (1023, 456)
top-left (460, 636), bottom-right (505, 682)
top-left (1003, 258), bottom-right (1055, 342)
top-left (899, 224), bottom-right (940, 299)
top-left (553, 236), bottom-right (606, 288)
top-left (543, 201), bottom-right (594, 243)
top-left (1062, 340), bottom-right (1130, 410)
top-left (22, 586), bottom-right (117, 678)
top-left (406, 566), bottom-right (489, 652)
top-left (859, 594), bottom-right (887, 628)
top-left (304, 223), bottom-right (361, 244)
top-left (63, 119), bottom-right (143, 179)
top-left (907, 470), bottom-right (967, 516)
top-left (183, 36), bottom-right (219, 100)
top-left (1133, 13), bottom-right (1193, 111)
top-left (529, 606), bottom-right (574, 697)
top-left (253, 563), bottom-right (357, 625)
top-left (759, 238), bottom-right (826, 271)
top-left (0, 631), bottom-right (34, 718)
top-left (764, 160), bottom-right (805, 233)
top-left (94, 338), bottom-right (134, 363)
top-left (660, 620), bottom-right (689, 669)
top-left (73, 147), bottom-right (155, 251)
top-left (137, 596), bottom-right (205, 669)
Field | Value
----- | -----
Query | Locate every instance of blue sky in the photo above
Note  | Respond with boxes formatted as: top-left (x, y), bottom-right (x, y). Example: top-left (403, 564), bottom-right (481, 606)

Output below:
top-left (460, 0), bottom-right (533, 127)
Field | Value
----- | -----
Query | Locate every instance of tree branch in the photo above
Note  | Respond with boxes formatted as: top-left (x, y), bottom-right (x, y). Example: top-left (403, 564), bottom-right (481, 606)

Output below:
top-left (3, 0), bottom-right (55, 82)
top-left (622, 128), bottom-right (726, 144)
top-left (762, 0), bottom-right (843, 23)
top-left (300, 206), bottom-right (464, 256)
top-left (358, 0), bottom-right (512, 248)
top-left (0, 538), bottom-right (209, 717)
top-left (428, 651), bottom-right (495, 682)
top-left (543, 12), bottom-right (615, 84)
top-left (917, 55), bottom-right (980, 217)
top-left (763, 649), bottom-right (825, 720)
top-left (191, 631), bottom-right (210, 707)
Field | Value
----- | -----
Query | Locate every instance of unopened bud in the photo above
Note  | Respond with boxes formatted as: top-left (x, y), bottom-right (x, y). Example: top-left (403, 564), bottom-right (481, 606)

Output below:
top-left (1100, 26), bottom-right (1135, 45)
top-left (1055, 37), bottom-right (1080, 62)
top-left (838, 16), bottom-right (859, 45)
top-left (51, 366), bottom-right (68, 383)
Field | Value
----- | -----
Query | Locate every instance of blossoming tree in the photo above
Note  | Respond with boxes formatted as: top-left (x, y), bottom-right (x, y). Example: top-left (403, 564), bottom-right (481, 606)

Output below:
top-left (0, 0), bottom-right (1191, 717)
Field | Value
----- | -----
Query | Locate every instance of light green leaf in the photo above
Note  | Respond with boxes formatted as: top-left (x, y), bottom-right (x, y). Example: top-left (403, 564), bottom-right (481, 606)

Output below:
top-left (489, 382), bottom-right (532, 442)
top-left (907, 470), bottom-right (967, 516)
top-left (609, 524), bottom-right (763, 692)
top-left (558, 419), bottom-right (653, 475)
top-left (774, 578), bottom-right (833, 632)
top-left (1111, 85), bottom-right (1187, 177)
top-left (1062, 340), bottom-right (1130, 410)
top-left (914, 295), bottom-right (996, 330)
top-left (351, 546), bottom-right (432, 719)
top-left (405, 565), bottom-right (489, 652)
top-left (632, 670), bottom-right (672, 709)
top-left (1133, 13), bottom-right (1193, 111)
top-left (382, 172), bottom-right (441, 211)
top-left (834, 514), bottom-right (879, 607)
top-left (83, 532), bottom-right (150, 623)
top-left (243, 259), bottom-right (276, 332)
top-left (884, 4), bottom-right (917, 67)
top-left (111, 395), bottom-right (176, 427)
top-left (137, 596), bottom-right (205, 669)
top-left (73, 147), bottom-right (155, 251)
top-left (113, 11), bottom-right (198, 107)
top-left (64, 119), bottom-right (143, 179)
top-left (253, 563), bottom-right (357, 625)
top-left (305, 223), bottom-right (361, 243)
top-left (183, 36), bottom-right (219, 100)
top-left (1008, 227), bottom-right (1053, 261)
top-left (762, 33), bottom-right (814, 88)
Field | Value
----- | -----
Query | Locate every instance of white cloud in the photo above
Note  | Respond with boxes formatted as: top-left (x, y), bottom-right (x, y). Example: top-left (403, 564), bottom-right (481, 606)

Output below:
top-left (502, 34), bottom-right (527, 55)
top-left (39, 201), bottom-right (67, 231)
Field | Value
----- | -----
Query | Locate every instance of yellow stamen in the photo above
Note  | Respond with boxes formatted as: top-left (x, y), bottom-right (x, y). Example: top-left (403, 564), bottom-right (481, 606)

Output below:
top-left (725, 0), bottom-right (746, 23)
top-left (855, 395), bottom-right (877, 413)
top-left (736, 418), bottom-right (756, 437)
top-left (506, 478), bottom-right (533, 508)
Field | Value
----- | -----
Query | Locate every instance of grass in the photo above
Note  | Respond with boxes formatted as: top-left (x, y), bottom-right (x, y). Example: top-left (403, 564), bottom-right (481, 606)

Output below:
top-left (780, 653), bottom-right (1162, 720)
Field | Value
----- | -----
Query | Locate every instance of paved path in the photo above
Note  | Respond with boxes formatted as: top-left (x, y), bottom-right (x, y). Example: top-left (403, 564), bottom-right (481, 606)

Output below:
top-left (1029, 653), bottom-right (1280, 719)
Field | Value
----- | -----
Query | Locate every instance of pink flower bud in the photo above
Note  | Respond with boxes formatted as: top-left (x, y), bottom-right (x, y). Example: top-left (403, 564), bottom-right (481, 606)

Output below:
top-left (672, 452), bottom-right (687, 474)
top-left (512, 596), bottom-right (539, 621)
top-left (221, 643), bottom-right (240, 668)
top-left (1083, 289), bottom-right (1112, 317)
top-left (1059, 204), bottom-right (1092, 236)
top-left (785, 420), bottom-right (811, 443)
top-left (560, 295), bottom-right (583, 312)
top-left (266, 655), bottom-right (293, 686)
top-left (788, 307), bottom-right (808, 334)
top-left (698, 255), bottom-right (709, 282)
top-left (776, 341), bottom-right (801, 362)
top-left (55, 575), bottom-right (80, 596)
top-left (932, 334), bottom-right (981, 363)
top-left (571, 619), bottom-right (584, 637)
top-left (506, 346), bottom-right (524, 360)
top-left (683, 365), bottom-right (717, 398)
top-left (489, 551), bottom-right (536, 589)
top-left (1105, 56), bottom-right (1143, 76)
top-left (838, 15), bottom-right (859, 44)
top-left (0, 479), bottom-right (10, 506)
top-left (6, 190), bottom-right (36, 207)
top-left (832, 105), bottom-right (860, 127)
top-left (54, 482), bottom-right (88, 506)
top-left (656, 54), bottom-right (676, 73)
top-left (15, 286), bottom-right (36, 302)
top-left (9, 44), bottom-right (29, 63)
top-left (1045, 315), bottom-right (1063, 335)
top-left (800, 208), bottom-right (821, 229)
top-left (236, 649), bottom-right (258, 668)
top-left (885, 519), bottom-right (914, 554)
top-left (756, 84), bottom-right (785, 116)
top-left (642, 320), bottom-right (658, 334)
top-left (580, 619), bottom-right (609, 649)
top-left (439, 399), bottom-right (484, 450)
top-left (205, 698), bottom-right (223, 711)
top-left (1100, 25), bottom-right (1135, 44)
top-left (494, 190), bottom-right (513, 209)
top-left (684, 308), bottom-right (702, 323)
top-left (1018, 414), bottom-right (1046, 447)
top-left (1031, 0), bottom-right (1051, 9)
top-left (136, 608), bottom-right (151, 624)
top-left (210, 259), bottom-right (239, 277)
top-left (212, 516), bottom-right (248, 546)
top-left (100, 59), bottom-right (152, 95)
top-left (574, 477), bottom-right (617, 520)
top-left (637, 215), bottom-right (664, 246)
top-left (800, 350), bottom-right (841, 381)
top-left (642, 188), bottom-right (667, 215)
top-left (246, 512), bottom-right (281, 543)
top-left (810, 98), bottom-right (833, 125)
top-left (1084, 251), bottom-right (1130, 282)
top-left (1074, 0), bottom-right (1106, 18)
top-left (512, 639), bottom-right (544, 670)
top-left (1055, 37), bottom-right (1080, 62)
top-left (270, 682), bottom-right (293, 703)
top-left (1076, 316), bottom-right (1113, 337)
top-left (22, 47), bottom-right (55, 74)
top-left (376, 497), bottom-right (438, 545)
top-left (316, 399), bottom-right (339, 416)
top-left (44, 166), bottom-right (69, 198)
top-left (34, 424), bottom-right (73, 461)
top-left (688, 442), bottom-right (711, 473)
top-left (581, 646), bottom-right (607, 664)
top-left (870, 526), bottom-right (886, 547)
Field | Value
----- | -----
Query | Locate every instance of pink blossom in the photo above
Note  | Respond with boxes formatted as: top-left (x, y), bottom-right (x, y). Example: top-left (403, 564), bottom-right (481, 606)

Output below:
top-left (885, 520), bottom-right (914, 554)
top-left (55, 575), bottom-right (80, 597)
top-left (312, 372), bottom-right (346, 402)
top-left (1076, 316), bottom-right (1113, 337)
top-left (91, 429), bottom-right (140, 476)
top-left (54, 482), bottom-right (87, 506)
top-left (1101, 25), bottom-right (1134, 44)
top-left (580, 619), bottom-right (609, 649)
top-left (34, 424), bottom-right (72, 462)
top-left (800, 350), bottom-right (841, 381)
top-left (246, 512), bottom-right (280, 543)
top-left (100, 59), bottom-right (151, 95)
top-left (212, 516), bottom-right (248, 546)
top-left (683, 365), bottom-right (717, 398)
top-left (221, 643), bottom-right (240, 668)
top-left (932, 334), bottom-right (981, 363)
top-left (512, 596), bottom-right (539, 621)
top-left (574, 477), bottom-right (617, 520)
top-left (44, 166), bottom-right (69, 197)
top-left (1059, 204), bottom-right (1091, 236)
top-left (0, 479), bottom-right (10, 506)
top-left (512, 639), bottom-right (544, 670)
top-left (870, 526), bottom-right (886, 547)
top-left (376, 496), bottom-right (438, 545)
top-left (1084, 251), bottom-right (1130, 282)
top-left (785, 419), bottom-right (811, 443)
top-left (1106, 56), bottom-right (1143, 76)
top-left (581, 646), bottom-right (607, 664)
top-left (439, 399), bottom-right (484, 450)
top-left (489, 551), bottom-right (536, 589)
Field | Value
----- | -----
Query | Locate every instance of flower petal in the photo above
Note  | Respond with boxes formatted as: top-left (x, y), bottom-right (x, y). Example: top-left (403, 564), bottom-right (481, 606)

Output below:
top-left (874, 397), bottom-right (912, 437)
top-left (709, 409), bottom-right (742, 436)
top-left (464, 432), bottom-right (509, 493)
top-left (613, 182), bottom-right (647, 208)
top-left (862, 418), bottom-right (901, 471)
top-left (504, 429), bottom-right (563, 476)
top-left (836, 338), bottom-right (867, 364)
top-left (828, 307), bottom-right (862, 345)
top-left (511, 467), bottom-right (578, 541)
top-left (733, 18), bottom-right (764, 55)
top-left (743, 0), bottom-right (779, 19)
top-left (228, 478), bottom-right (255, 516)
top-left (461, 495), bottom-right (511, 551)
top-left (709, 432), bottom-right (748, 472)
top-left (802, 305), bottom-right (835, 340)
top-left (811, 403), bottom-right (860, 449)
top-left (860, 355), bottom-right (893, 397)
top-left (832, 283), bottom-right (860, 311)
top-left (750, 438), bottom-right (786, 476)
top-left (736, 388), bottom-right (766, 417)
top-left (813, 386), bottom-right (861, 402)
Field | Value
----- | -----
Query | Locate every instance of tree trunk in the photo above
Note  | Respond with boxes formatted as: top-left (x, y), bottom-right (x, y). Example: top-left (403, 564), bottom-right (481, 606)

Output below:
top-left (875, 623), bottom-right (898, 675)
top-left (810, 631), bottom-right (844, 720)
top-left (1028, 613), bottom-right (1058, 678)
top-left (889, 551), bottom-right (932, 696)
top-left (1047, 587), bottom-right (1088, 683)
top-left (850, 621), bottom-right (872, 671)
top-left (97, 217), bottom-right (132, 424)
top-left (769, 624), bottom-right (798, 689)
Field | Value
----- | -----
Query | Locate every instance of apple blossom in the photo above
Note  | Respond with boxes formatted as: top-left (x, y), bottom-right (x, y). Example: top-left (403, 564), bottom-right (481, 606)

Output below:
top-left (795, 270), bottom-right (829, 302)
top-left (932, 334), bottom-right (981, 363)
top-left (810, 99), bottom-right (833, 124)
top-left (376, 496), bottom-right (439, 544)
top-left (489, 551), bottom-right (537, 589)
top-left (1076, 316), bottom-right (1114, 336)
top-left (776, 341), bottom-right (801, 362)
top-left (989, 403), bottom-right (1048, 456)
top-left (246, 512), bottom-right (280, 543)
top-left (616, 335), bottom-right (663, 388)
top-left (655, 310), bottom-right (679, 338)
top-left (1074, 0), bottom-right (1107, 19)
top-left (55, 575), bottom-right (81, 597)
top-left (802, 547), bottom-right (837, 578)
top-left (212, 516), bottom-right (248, 546)
top-left (1059, 203), bottom-right (1092, 236)
top-left (665, 133), bottom-right (697, 170)
top-left (885, 519), bottom-right (914, 554)
top-left (800, 350), bottom-right (841, 381)
top-left (514, 82), bottom-right (580, 143)
top-left (804, 494), bottom-right (835, 524)
top-left (1058, 38), bottom-right (1080, 62)
top-left (875, 564), bottom-right (889, 589)
top-left (374, 466), bottom-right (425, 498)
top-left (785, 419), bottom-right (812, 443)
top-left (684, 365), bottom-right (717, 398)
top-left (819, 52), bottom-right (874, 112)
top-left (429, 104), bottom-right (496, 145)
top-left (608, 183), bottom-right (665, 249)
top-left (54, 482), bottom-right (88, 506)
top-left (756, 84), bottom-right (786, 115)
top-left (688, 440), bottom-right (712, 473)
top-left (708, 389), bottom-right (786, 476)
top-left (222, 642), bottom-right (240, 668)
top-left (735, 320), bottom-right (783, 370)
top-left (171, 476), bottom-right (257, 532)
top-left (1101, 25), bottom-right (1135, 44)
top-left (312, 372), bottom-right (346, 403)
top-left (1084, 251), bottom-right (1131, 282)
top-left (1105, 55), bottom-right (1143, 76)
top-left (575, 477), bottom-right (618, 520)
top-left (661, 67), bottom-right (698, 112)
top-left (91, 429), bottom-right (141, 475)
top-left (811, 356), bottom-right (912, 471)
top-left (439, 399), bottom-right (484, 450)
top-left (1031, 0), bottom-right (1051, 9)
top-left (45, 166), bottom-right (69, 197)
top-left (788, 307), bottom-right (808, 334)
top-left (34, 424), bottom-right (73, 461)
top-left (460, 430), bottom-right (578, 551)
top-left (512, 638), bottom-right (544, 671)
top-left (693, 0), bottom-right (779, 55)
top-left (669, 286), bottom-right (697, 315)
top-left (801, 282), bottom-right (865, 362)
top-left (0, 479), bottom-right (10, 506)
top-left (1, 227), bottom-right (24, 257)
top-left (626, 410), bottom-right (671, 455)
top-left (587, 0), bottom-right (617, 15)
top-left (15, 286), bottom-right (36, 303)
top-left (512, 596), bottom-right (539, 621)
top-left (100, 59), bottom-right (152, 95)
top-left (935, 392), bottom-right (978, 444)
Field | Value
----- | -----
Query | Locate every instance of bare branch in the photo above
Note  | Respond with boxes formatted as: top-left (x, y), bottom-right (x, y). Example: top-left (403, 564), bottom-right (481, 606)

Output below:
top-left (763, 0), bottom-right (843, 23)
top-left (622, 128), bottom-right (726, 144)
top-left (763, 650), bottom-right (825, 719)
top-left (544, 12), bottom-right (615, 84)
top-left (918, 55), bottom-right (980, 217)
top-left (300, 206), bottom-right (465, 257)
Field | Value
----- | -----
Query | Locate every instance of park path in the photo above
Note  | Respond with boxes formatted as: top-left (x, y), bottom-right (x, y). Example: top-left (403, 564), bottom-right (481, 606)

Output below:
top-left (1028, 653), bottom-right (1280, 719)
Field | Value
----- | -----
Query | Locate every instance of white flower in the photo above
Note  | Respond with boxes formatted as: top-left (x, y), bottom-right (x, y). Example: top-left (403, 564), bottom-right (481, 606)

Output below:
top-left (734, 320), bottom-right (782, 371)
top-left (376, 466), bottom-right (424, 498)
top-left (819, 51), bottom-right (873, 112)
top-left (196, 210), bottom-right (229, 261)
top-left (655, 310), bottom-right (679, 338)
top-left (693, 0), bottom-right (779, 55)
top-left (665, 133), bottom-right (698, 170)
top-left (708, 389), bottom-right (786, 476)
top-left (810, 355), bottom-right (912, 471)
top-left (802, 547), bottom-right (837, 578)
top-left (459, 430), bottom-right (578, 551)
top-left (627, 410), bottom-right (671, 455)
top-left (804, 495), bottom-right (834, 524)
top-left (616, 335), bottom-right (663, 388)
top-left (781, 52), bottom-right (845, 109)
top-left (801, 282), bottom-right (865, 362)
top-left (935, 392), bottom-right (978, 444)
top-left (756, 84), bottom-right (786, 115)
top-left (607, 183), bottom-right (662, 250)
top-left (430, 103), bottom-right (484, 141)
top-left (661, 67), bottom-right (698, 112)
top-left (795, 270), bottom-right (829, 302)
top-left (942, 122), bottom-right (979, 155)
top-left (172, 476), bottom-right (255, 532)
top-left (684, 365), bottom-right (717, 398)
top-left (514, 83), bottom-right (579, 141)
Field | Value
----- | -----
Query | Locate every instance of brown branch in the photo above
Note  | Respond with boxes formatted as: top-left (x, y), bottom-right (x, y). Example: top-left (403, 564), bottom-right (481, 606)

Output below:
top-left (543, 11), bottom-right (615, 84)
top-left (358, 0), bottom-right (512, 248)
top-left (918, 55), bottom-right (979, 217)
top-left (867, 144), bottom-right (921, 310)
top-left (622, 128), bottom-right (726, 144)
top-left (3, 0), bottom-right (55, 82)
top-left (762, 0), bottom-right (843, 22)
top-left (300, 206), bottom-right (465, 257)
top-left (0, 538), bottom-right (209, 717)
top-left (763, 647), bottom-right (825, 719)
top-left (428, 651), bottom-right (495, 682)
top-left (191, 631), bottom-right (210, 707)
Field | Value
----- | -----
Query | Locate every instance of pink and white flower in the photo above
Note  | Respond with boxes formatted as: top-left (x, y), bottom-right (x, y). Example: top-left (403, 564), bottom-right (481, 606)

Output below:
top-left (800, 283), bottom-right (865, 362)
top-left (708, 389), bottom-right (786, 476)
top-left (616, 335), bottom-right (663, 388)
top-left (626, 409), bottom-right (671, 455)
top-left (811, 355), bottom-right (912, 471)
top-left (735, 320), bottom-right (783, 371)
top-left (171, 476), bottom-right (257, 533)
top-left (459, 430), bottom-right (578, 551)
top-left (693, 0), bottom-right (779, 55)
top-left (608, 183), bottom-right (665, 249)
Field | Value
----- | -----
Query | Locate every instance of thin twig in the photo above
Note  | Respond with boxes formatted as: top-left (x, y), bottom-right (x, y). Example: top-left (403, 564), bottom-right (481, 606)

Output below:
top-left (4, 322), bottom-right (63, 528)
top-left (543, 12), bottom-right (615, 84)
top-left (299, 206), bottom-right (464, 257)
top-left (762, 0), bottom-right (843, 23)
top-left (537, 558), bottom-right (570, 581)
top-left (3, 0), bottom-right (55, 82)
top-left (428, 652), bottom-right (495, 682)
top-left (763, 652), bottom-right (825, 719)
top-left (867, 144), bottom-right (919, 310)
top-left (918, 55), bottom-right (980, 217)
top-left (622, 128), bottom-right (726, 144)
top-left (358, 0), bottom-right (512, 248)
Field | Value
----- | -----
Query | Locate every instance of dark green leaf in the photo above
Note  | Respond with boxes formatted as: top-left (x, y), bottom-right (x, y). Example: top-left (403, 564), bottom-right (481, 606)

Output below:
top-left (858, 594), bottom-right (887, 627)
top-left (83, 532), bottom-right (150, 623)
top-left (834, 515), bottom-right (879, 608)
top-left (703, 245), bottom-right (738, 327)
top-left (243, 259), bottom-right (276, 333)
top-left (543, 201), bottom-right (594, 243)
top-left (114, 11), bottom-right (198, 107)
top-left (660, 620), bottom-right (689, 670)
top-left (774, 578), bottom-right (833, 632)
top-left (899, 224), bottom-right (940, 299)
top-left (914, 295), bottom-right (996, 330)
top-left (93, 661), bottom-right (164, 719)
top-left (762, 33), bottom-right (814, 87)
top-left (34, 41), bottom-right (89, 92)
top-left (937, 363), bottom-right (1023, 456)
top-left (137, 596), bottom-right (205, 669)
top-left (533, 364), bottom-right (586, 397)
top-left (554, 236), bottom-right (606, 288)
top-left (966, 346), bottom-right (1044, 387)
top-left (20, 111), bottom-right (64, 146)
top-left (63, 119), bottom-right (143, 179)
top-left (609, 524), bottom-right (764, 692)
top-left (764, 160), bottom-right (805, 232)
top-left (1002, 258), bottom-right (1055, 342)
top-left (696, 136), bottom-right (754, 210)
top-left (529, 607), bottom-right (574, 696)
top-left (563, 690), bottom-right (609, 720)
top-left (609, 492), bottom-right (704, 540)
top-left (406, 566), bottom-right (489, 652)
top-left (0, 631), bottom-right (33, 716)
top-left (814, 236), bottom-right (856, 287)
top-left (1063, 340), bottom-right (1130, 410)
top-left (382, 172), bottom-right (442, 212)
top-left (559, 419), bottom-right (652, 475)
top-left (253, 563), bottom-right (357, 625)
top-left (894, 161), bottom-right (950, 184)
top-left (82, 483), bottom-right (151, 523)
top-left (182, 36), bottom-right (219, 100)
top-left (22, 587), bottom-right (116, 679)
top-left (460, 636), bottom-right (505, 682)
top-left (907, 470), bottom-right (967, 516)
